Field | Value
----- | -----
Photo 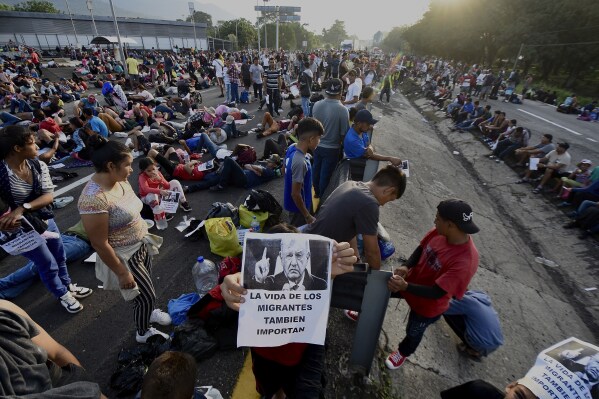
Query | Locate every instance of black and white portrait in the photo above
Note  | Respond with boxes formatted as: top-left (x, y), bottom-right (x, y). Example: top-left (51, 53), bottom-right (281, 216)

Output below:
top-left (243, 234), bottom-right (331, 291)
top-left (545, 338), bottom-right (599, 398)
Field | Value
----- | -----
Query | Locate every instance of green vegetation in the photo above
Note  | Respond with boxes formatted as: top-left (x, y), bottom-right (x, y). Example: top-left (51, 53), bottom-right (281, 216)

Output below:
top-left (383, 0), bottom-right (599, 98)
top-left (12, 0), bottom-right (59, 13)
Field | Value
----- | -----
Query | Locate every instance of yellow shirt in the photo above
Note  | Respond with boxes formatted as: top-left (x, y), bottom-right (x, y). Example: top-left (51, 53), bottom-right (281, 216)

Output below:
top-left (126, 57), bottom-right (139, 75)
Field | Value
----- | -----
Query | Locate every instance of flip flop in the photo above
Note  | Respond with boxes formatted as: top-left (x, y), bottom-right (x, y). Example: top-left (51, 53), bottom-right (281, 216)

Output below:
top-left (457, 343), bottom-right (483, 362)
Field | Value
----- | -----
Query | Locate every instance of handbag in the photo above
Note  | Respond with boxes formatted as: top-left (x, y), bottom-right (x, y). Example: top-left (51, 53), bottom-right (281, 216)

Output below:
top-left (204, 217), bottom-right (242, 257)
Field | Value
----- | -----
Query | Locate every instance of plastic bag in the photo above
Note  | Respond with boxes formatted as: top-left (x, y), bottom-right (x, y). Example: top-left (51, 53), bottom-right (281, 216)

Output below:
top-left (204, 217), bottom-right (242, 257)
top-left (110, 360), bottom-right (147, 397)
top-left (239, 205), bottom-right (269, 230)
top-left (168, 293), bottom-right (201, 326)
top-left (171, 319), bottom-right (218, 363)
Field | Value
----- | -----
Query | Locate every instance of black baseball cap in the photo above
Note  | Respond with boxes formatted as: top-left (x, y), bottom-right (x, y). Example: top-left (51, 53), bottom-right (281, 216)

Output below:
top-left (557, 142), bottom-right (570, 150)
top-left (324, 78), bottom-right (343, 95)
top-left (437, 199), bottom-right (480, 234)
top-left (354, 110), bottom-right (378, 125)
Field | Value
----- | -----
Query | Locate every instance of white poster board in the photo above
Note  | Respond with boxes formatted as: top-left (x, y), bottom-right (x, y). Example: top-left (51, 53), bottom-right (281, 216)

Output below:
top-left (0, 218), bottom-right (45, 255)
top-left (238, 233), bottom-right (333, 348)
top-left (519, 337), bottom-right (598, 399)
top-left (529, 158), bottom-right (540, 171)
top-left (161, 191), bottom-right (180, 214)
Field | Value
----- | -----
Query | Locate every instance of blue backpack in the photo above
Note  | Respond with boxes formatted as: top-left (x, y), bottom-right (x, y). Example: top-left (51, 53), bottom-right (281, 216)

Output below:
top-left (240, 90), bottom-right (250, 104)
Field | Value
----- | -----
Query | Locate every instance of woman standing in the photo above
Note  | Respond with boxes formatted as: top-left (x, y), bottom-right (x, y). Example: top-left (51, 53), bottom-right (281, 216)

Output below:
top-left (0, 126), bottom-right (92, 313)
top-left (78, 136), bottom-right (171, 343)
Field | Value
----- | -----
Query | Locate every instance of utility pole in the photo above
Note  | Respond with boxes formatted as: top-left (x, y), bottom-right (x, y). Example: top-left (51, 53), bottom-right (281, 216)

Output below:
top-left (275, 5), bottom-right (279, 50)
top-left (513, 43), bottom-right (524, 71)
top-left (108, 0), bottom-right (128, 79)
top-left (263, 0), bottom-right (269, 49)
top-left (64, 0), bottom-right (79, 47)
top-left (188, 2), bottom-right (198, 51)
top-left (87, 0), bottom-right (99, 37)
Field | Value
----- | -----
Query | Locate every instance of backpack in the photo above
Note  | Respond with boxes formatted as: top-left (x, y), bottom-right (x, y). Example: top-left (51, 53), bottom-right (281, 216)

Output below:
top-left (299, 71), bottom-right (312, 98)
top-left (239, 90), bottom-right (250, 104)
top-left (205, 202), bottom-right (239, 226)
top-left (243, 189), bottom-right (282, 229)
top-left (232, 144), bottom-right (257, 166)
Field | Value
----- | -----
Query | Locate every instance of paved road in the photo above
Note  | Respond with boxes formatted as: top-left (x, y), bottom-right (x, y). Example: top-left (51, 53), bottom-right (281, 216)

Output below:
top-left (2, 86), bottom-right (272, 397)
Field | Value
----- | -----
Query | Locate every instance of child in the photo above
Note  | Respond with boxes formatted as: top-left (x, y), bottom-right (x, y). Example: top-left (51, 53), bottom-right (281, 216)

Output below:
top-left (138, 157), bottom-right (192, 213)
top-left (283, 117), bottom-right (324, 227)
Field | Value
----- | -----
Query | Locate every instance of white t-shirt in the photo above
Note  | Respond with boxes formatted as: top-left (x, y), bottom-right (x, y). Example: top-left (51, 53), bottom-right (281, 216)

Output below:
top-left (209, 128), bottom-right (227, 144)
top-left (546, 150), bottom-right (571, 170)
top-left (139, 90), bottom-right (154, 101)
top-left (345, 82), bottom-right (361, 107)
top-left (212, 59), bottom-right (224, 78)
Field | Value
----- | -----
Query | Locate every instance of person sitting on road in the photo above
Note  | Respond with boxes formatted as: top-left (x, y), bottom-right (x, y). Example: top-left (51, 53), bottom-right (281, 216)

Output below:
top-left (0, 299), bottom-right (105, 398)
top-left (138, 157), bottom-right (192, 213)
top-left (563, 200), bottom-right (599, 239)
top-left (452, 104), bottom-right (492, 132)
top-left (514, 133), bottom-right (555, 167)
top-left (557, 93), bottom-right (578, 114)
top-left (479, 111), bottom-right (508, 140)
top-left (553, 159), bottom-right (593, 195)
top-left (147, 147), bottom-right (214, 183)
top-left (489, 126), bottom-right (530, 163)
top-left (128, 84), bottom-right (155, 105)
top-left (516, 142), bottom-right (571, 194)
top-left (443, 290), bottom-right (504, 360)
top-left (343, 110), bottom-right (402, 166)
top-left (255, 112), bottom-right (298, 139)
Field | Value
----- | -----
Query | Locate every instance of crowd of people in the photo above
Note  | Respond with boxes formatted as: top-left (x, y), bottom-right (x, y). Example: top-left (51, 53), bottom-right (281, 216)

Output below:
top-left (0, 42), bottom-right (594, 399)
top-left (413, 59), bottom-right (599, 239)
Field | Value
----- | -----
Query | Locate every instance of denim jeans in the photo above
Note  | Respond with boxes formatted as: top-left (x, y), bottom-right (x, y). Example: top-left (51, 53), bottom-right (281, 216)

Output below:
top-left (0, 111), bottom-right (21, 128)
top-left (225, 83), bottom-right (231, 103)
top-left (397, 310), bottom-right (441, 356)
top-left (0, 234), bottom-right (91, 299)
top-left (266, 89), bottom-right (281, 115)
top-left (230, 82), bottom-right (239, 103)
top-left (20, 219), bottom-right (73, 298)
top-left (219, 157), bottom-right (248, 188)
top-left (10, 98), bottom-right (33, 113)
top-left (155, 104), bottom-right (174, 119)
top-left (185, 133), bottom-right (219, 156)
top-left (222, 121), bottom-right (240, 138)
top-left (186, 171), bottom-right (221, 192)
top-left (312, 146), bottom-right (340, 197)
top-left (301, 96), bottom-right (310, 117)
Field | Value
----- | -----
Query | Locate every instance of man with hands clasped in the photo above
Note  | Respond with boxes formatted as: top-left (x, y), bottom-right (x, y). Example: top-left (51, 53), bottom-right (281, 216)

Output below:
top-left (385, 199), bottom-right (480, 370)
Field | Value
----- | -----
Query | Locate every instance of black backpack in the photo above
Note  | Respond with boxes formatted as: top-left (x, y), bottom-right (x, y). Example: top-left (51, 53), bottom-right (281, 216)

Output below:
top-left (243, 189), bottom-right (282, 229)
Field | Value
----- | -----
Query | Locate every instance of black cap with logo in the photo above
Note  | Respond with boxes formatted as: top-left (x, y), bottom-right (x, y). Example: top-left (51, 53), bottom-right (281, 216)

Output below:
top-left (437, 199), bottom-right (480, 234)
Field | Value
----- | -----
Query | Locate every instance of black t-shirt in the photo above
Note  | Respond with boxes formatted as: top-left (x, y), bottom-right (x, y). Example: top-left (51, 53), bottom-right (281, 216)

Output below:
top-left (440, 380), bottom-right (504, 399)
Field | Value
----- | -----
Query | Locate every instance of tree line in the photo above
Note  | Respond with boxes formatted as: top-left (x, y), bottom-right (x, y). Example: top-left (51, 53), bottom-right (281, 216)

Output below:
top-left (382, 0), bottom-right (599, 91)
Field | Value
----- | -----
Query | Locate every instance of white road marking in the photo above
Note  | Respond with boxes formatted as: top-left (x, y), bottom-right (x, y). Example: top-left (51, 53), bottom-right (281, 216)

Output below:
top-left (517, 108), bottom-right (583, 136)
top-left (54, 174), bottom-right (93, 197)
top-left (587, 138), bottom-right (598, 143)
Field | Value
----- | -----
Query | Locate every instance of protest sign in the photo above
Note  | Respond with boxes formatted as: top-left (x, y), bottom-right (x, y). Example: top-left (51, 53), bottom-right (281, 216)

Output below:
top-left (0, 218), bottom-right (45, 255)
top-left (238, 232), bottom-right (332, 348)
top-left (401, 160), bottom-right (410, 177)
top-left (530, 158), bottom-right (540, 171)
top-left (197, 160), bottom-right (214, 172)
top-left (519, 337), bottom-right (598, 399)
top-left (161, 191), bottom-right (180, 214)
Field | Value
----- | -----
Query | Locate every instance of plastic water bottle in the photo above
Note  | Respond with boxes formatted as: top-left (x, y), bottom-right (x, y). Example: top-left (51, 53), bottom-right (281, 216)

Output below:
top-left (250, 215), bottom-right (260, 232)
top-left (192, 256), bottom-right (218, 297)
top-left (153, 204), bottom-right (168, 230)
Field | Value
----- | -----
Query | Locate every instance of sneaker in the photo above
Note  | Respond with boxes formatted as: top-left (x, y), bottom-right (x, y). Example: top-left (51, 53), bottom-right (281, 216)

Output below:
top-left (60, 292), bottom-right (83, 313)
top-left (131, 150), bottom-right (142, 158)
top-left (181, 202), bottom-right (192, 212)
top-left (515, 178), bottom-right (529, 184)
top-left (488, 155), bottom-right (496, 159)
top-left (256, 132), bottom-right (265, 138)
top-left (209, 184), bottom-right (225, 191)
top-left (149, 308), bottom-right (172, 326)
top-left (136, 327), bottom-right (170, 343)
top-left (141, 126), bottom-right (151, 133)
top-left (344, 310), bottom-right (359, 322)
top-left (165, 213), bottom-right (175, 221)
top-left (113, 131), bottom-right (128, 138)
top-left (68, 283), bottom-right (93, 299)
top-left (385, 350), bottom-right (407, 370)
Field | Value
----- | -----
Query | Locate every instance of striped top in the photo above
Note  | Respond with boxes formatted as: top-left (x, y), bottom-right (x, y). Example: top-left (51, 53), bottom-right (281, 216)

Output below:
top-left (2, 160), bottom-right (53, 206)
top-left (78, 180), bottom-right (147, 248)
top-left (264, 68), bottom-right (282, 90)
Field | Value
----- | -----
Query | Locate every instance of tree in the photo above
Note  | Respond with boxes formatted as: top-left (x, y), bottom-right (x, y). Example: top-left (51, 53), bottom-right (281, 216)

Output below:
top-left (13, 0), bottom-right (59, 13)
top-left (216, 18), bottom-right (258, 50)
top-left (0, 4), bottom-right (13, 10)
top-left (321, 20), bottom-right (348, 47)
top-left (186, 10), bottom-right (213, 30)
top-left (381, 26), bottom-right (408, 53)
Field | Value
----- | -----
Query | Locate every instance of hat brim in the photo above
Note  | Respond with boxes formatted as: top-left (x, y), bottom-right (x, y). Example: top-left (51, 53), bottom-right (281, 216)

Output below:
top-left (458, 222), bottom-right (479, 234)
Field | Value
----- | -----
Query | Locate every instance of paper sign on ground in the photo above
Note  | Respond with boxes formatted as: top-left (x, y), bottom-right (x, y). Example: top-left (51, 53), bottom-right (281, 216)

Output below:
top-left (161, 191), bottom-right (180, 214)
top-left (518, 337), bottom-right (598, 399)
top-left (216, 149), bottom-right (233, 159)
top-left (197, 160), bottom-right (214, 172)
top-left (238, 232), bottom-right (333, 348)
top-left (529, 158), bottom-right (540, 171)
top-left (49, 163), bottom-right (66, 169)
top-left (0, 218), bottom-right (45, 255)
top-left (235, 119), bottom-right (248, 125)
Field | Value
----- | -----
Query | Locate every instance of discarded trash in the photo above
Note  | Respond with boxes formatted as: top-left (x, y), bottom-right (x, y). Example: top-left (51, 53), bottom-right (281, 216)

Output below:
top-left (176, 216), bottom-right (195, 232)
top-left (421, 117), bottom-right (429, 123)
top-left (584, 287), bottom-right (597, 292)
top-left (534, 257), bottom-right (559, 268)
top-left (98, 285), bottom-right (103, 289)
top-left (452, 151), bottom-right (460, 155)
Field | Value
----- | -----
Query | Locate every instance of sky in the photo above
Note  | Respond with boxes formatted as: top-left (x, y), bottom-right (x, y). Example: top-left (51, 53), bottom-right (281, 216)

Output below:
top-left (195, 0), bottom-right (432, 39)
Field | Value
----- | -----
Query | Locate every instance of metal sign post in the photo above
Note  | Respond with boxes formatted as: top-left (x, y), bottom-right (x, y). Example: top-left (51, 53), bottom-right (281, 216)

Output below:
top-left (188, 2), bottom-right (198, 51)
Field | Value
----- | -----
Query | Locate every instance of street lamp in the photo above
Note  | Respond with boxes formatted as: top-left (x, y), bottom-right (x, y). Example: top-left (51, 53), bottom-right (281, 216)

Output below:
top-left (188, 2), bottom-right (198, 51)
top-left (263, 0), bottom-right (269, 49)
top-left (87, 0), bottom-right (99, 37)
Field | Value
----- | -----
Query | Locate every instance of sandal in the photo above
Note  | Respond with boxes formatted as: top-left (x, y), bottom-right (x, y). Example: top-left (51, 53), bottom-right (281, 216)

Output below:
top-left (457, 343), bottom-right (483, 361)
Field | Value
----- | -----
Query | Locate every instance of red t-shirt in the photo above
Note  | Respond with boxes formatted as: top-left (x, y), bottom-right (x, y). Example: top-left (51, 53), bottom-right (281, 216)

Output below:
top-left (30, 52), bottom-right (39, 65)
top-left (173, 164), bottom-right (205, 181)
top-left (402, 228), bottom-right (479, 318)
top-left (39, 118), bottom-right (61, 135)
top-left (252, 344), bottom-right (308, 367)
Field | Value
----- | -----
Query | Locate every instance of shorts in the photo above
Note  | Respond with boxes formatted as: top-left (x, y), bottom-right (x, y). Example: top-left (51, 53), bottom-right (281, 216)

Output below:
top-left (479, 86), bottom-right (491, 95)
top-left (251, 350), bottom-right (299, 397)
top-left (243, 78), bottom-right (252, 88)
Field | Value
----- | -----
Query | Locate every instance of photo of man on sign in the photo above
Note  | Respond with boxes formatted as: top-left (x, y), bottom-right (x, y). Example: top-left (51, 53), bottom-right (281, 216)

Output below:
top-left (244, 235), bottom-right (328, 291)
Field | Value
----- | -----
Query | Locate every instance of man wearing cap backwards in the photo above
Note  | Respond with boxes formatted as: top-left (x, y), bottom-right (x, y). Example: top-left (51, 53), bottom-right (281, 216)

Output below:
top-left (344, 109), bottom-right (403, 166)
top-left (385, 199), bottom-right (480, 370)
